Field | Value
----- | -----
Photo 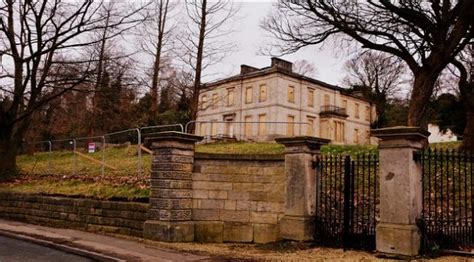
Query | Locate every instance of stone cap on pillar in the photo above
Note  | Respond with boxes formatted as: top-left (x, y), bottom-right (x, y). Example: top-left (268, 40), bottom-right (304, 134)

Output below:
top-left (372, 126), bottom-right (430, 149)
top-left (275, 136), bottom-right (330, 154)
top-left (145, 131), bottom-right (203, 150)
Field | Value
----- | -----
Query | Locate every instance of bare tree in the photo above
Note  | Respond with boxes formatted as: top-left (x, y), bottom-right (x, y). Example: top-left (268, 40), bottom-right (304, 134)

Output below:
top-left (293, 59), bottom-right (318, 77)
top-left (0, 1), bottom-right (145, 179)
top-left (181, 0), bottom-right (238, 123)
top-left (263, 1), bottom-right (474, 126)
top-left (139, 0), bottom-right (176, 125)
top-left (343, 51), bottom-right (406, 127)
top-left (452, 45), bottom-right (474, 150)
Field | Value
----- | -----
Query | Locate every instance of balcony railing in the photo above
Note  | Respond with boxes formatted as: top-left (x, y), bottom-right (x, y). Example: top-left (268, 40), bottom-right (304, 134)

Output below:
top-left (320, 105), bottom-right (348, 116)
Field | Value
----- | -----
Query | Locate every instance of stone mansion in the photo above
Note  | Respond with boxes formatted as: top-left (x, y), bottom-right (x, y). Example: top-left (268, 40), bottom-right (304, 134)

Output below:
top-left (195, 58), bottom-right (376, 144)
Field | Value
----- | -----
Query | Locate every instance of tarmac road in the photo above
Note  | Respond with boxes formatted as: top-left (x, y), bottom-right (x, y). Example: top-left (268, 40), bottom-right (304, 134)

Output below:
top-left (0, 235), bottom-right (93, 262)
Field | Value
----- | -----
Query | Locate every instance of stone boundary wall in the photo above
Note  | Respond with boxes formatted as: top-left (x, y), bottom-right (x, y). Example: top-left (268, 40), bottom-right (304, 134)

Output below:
top-left (0, 193), bottom-right (148, 238)
top-left (192, 153), bottom-right (285, 243)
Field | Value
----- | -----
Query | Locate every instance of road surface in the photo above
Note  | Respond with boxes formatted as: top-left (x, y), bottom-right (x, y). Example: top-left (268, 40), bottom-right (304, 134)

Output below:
top-left (0, 235), bottom-right (93, 262)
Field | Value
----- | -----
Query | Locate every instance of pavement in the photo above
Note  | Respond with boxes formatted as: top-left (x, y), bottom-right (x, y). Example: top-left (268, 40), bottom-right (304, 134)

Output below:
top-left (0, 219), bottom-right (212, 262)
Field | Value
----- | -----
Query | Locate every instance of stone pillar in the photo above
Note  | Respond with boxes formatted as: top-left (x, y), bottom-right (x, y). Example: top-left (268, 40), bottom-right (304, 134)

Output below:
top-left (372, 127), bottom-right (430, 257)
top-left (143, 131), bottom-right (202, 242)
top-left (275, 136), bottom-right (330, 241)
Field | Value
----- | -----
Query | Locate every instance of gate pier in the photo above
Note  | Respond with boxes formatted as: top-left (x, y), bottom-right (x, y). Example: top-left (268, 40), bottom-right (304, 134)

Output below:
top-left (275, 136), bottom-right (330, 241)
top-left (372, 127), bottom-right (430, 257)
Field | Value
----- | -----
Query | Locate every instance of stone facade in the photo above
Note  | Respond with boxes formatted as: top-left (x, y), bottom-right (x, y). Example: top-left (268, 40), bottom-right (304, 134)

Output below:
top-left (192, 153), bottom-right (285, 243)
top-left (0, 193), bottom-right (148, 237)
top-left (196, 57), bottom-right (375, 145)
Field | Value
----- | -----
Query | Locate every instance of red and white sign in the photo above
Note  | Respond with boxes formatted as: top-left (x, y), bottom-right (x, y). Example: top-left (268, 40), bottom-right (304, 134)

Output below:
top-left (88, 143), bottom-right (96, 153)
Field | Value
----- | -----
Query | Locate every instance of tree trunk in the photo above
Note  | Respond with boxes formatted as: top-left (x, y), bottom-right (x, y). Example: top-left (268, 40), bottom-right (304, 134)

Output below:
top-left (460, 108), bottom-right (474, 151)
top-left (0, 124), bottom-right (18, 181)
top-left (189, 0), bottom-right (207, 133)
top-left (408, 71), bottom-right (439, 127)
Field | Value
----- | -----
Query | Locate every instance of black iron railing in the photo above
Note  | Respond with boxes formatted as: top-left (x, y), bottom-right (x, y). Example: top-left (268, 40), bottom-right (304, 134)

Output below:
top-left (320, 105), bottom-right (347, 116)
top-left (314, 154), bottom-right (379, 250)
top-left (419, 149), bottom-right (473, 251)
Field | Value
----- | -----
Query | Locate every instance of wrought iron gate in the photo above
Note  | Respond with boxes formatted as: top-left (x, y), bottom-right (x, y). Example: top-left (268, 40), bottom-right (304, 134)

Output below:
top-left (314, 154), bottom-right (379, 250)
top-left (418, 149), bottom-right (473, 251)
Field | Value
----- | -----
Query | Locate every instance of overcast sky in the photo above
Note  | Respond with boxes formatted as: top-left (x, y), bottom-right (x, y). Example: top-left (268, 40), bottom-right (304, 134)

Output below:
top-left (201, 1), bottom-right (349, 86)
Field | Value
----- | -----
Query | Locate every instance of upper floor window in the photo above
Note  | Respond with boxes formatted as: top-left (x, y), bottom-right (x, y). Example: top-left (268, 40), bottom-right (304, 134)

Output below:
top-left (200, 94), bottom-right (208, 110)
top-left (288, 86), bottom-right (295, 103)
top-left (365, 106), bottom-right (370, 121)
top-left (307, 116), bottom-right (315, 136)
top-left (342, 99), bottom-right (348, 110)
top-left (259, 84), bottom-right (267, 102)
top-left (245, 86), bottom-right (253, 104)
top-left (308, 88), bottom-right (314, 107)
top-left (212, 93), bottom-right (218, 109)
top-left (227, 88), bottom-right (235, 106)
top-left (324, 94), bottom-right (330, 106)
top-left (355, 103), bottom-right (360, 119)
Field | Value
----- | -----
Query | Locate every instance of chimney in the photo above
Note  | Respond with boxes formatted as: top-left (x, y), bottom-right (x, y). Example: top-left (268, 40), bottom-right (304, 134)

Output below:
top-left (271, 57), bottom-right (292, 72)
top-left (240, 65), bottom-right (259, 75)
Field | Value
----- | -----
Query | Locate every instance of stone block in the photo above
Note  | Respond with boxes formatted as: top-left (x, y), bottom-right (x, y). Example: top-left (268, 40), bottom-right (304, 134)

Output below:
top-left (236, 201), bottom-right (257, 211)
top-left (208, 190), bottom-right (228, 200)
top-left (250, 212), bottom-right (278, 224)
top-left (150, 189), bottom-right (192, 199)
top-left (279, 216), bottom-right (314, 241)
top-left (228, 191), bottom-right (250, 200)
top-left (152, 163), bottom-right (193, 172)
top-left (232, 183), bottom-right (264, 192)
top-left (220, 210), bottom-right (249, 222)
top-left (192, 190), bottom-right (209, 199)
top-left (223, 222), bottom-right (253, 243)
top-left (193, 181), bottom-right (232, 191)
top-left (376, 223), bottom-right (420, 257)
top-left (143, 220), bottom-right (194, 242)
top-left (151, 171), bottom-right (192, 180)
top-left (192, 209), bottom-right (220, 221)
top-left (224, 200), bottom-right (236, 210)
top-left (253, 224), bottom-right (279, 244)
top-left (200, 199), bottom-right (225, 210)
top-left (195, 221), bottom-right (224, 243)
top-left (148, 209), bottom-right (191, 221)
top-left (149, 198), bottom-right (192, 210)
top-left (153, 179), bottom-right (193, 189)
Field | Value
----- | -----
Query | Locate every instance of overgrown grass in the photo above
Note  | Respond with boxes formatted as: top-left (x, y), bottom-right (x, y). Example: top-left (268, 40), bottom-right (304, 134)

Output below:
top-left (196, 142), bottom-right (284, 154)
top-left (0, 181), bottom-right (149, 200)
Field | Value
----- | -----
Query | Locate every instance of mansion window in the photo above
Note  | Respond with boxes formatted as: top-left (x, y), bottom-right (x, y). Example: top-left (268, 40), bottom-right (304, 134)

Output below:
top-left (244, 115), bottom-right (252, 136)
top-left (200, 122), bottom-right (207, 136)
top-left (288, 86), bottom-right (295, 103)
top-left (342, 99), bottom-right (347, 111)
top-left (212, 93), bottom-right (218, 109)
top-left (308, 88), bottom-right (314, 107)
top-left (245, 86), bottom-right (253, 104)
top-left (259, 84), bottom-right (267, 102)
top-left (201, 95), bottom-right (208, 110)
top-left (324, 94), bottom-right (330, 106)
top-left (287, 115), bottom-right (295, 136)
top-left (227, 88), bottom-right (235, 106)
top-left (354, 128), bottom-right (360, 144)
top-left (334, 121), bottom-right (345, 142)
top-left (258, 114), bottom-right (267, 135)
top-left (355, 103), bottom-right (360, 119)
top-left (307, 116), bottom-right (315, 136)
top-left (365, 106), bottom-right (370, 121)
